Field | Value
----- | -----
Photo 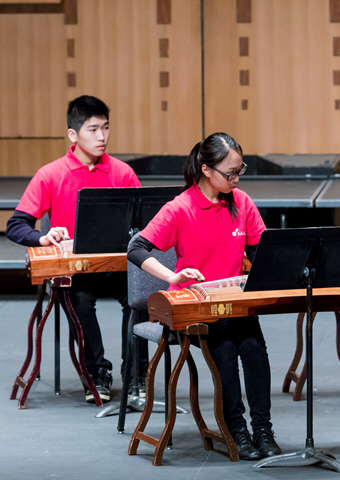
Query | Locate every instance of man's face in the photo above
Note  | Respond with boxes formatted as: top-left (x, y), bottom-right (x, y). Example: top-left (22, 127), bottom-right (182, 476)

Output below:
top-left (69, 116), bottom-right (110, 161)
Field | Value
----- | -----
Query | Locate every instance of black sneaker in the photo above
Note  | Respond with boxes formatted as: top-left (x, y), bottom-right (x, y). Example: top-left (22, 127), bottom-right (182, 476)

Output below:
top-left (253, 428), bottom-right (282, 458)
top-left (233, 426), bottom-right (261, 460)
top-left (86, 368), bottom-right (112, 404)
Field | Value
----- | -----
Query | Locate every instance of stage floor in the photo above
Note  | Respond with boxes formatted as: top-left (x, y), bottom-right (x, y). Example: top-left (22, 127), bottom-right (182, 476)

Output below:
top-left (0, 294), bottom-right (340, 479)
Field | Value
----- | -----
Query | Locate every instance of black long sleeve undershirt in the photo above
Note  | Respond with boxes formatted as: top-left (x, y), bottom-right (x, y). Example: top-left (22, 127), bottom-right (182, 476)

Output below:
top-left (127, 234), bottom-right (258, 269)
top-left (127, 235), bottom-right (156, 268)
top-left (6, 210), bottom-right (42, 247)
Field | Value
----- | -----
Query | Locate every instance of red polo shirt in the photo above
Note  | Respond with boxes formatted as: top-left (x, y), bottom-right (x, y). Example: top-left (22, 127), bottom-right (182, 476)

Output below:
top-left (140, 185), bottom-right (265, 289)
top-left (16, 146), bottom-right (141, 239)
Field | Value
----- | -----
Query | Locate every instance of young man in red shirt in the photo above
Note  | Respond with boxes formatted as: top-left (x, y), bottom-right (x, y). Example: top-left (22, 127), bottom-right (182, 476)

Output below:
top-left (7, 95), bottom-right (146, 403)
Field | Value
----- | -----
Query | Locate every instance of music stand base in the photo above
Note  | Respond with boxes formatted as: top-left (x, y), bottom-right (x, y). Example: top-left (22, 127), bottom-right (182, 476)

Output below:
top-left (253, 447), bottom-right (340, 473)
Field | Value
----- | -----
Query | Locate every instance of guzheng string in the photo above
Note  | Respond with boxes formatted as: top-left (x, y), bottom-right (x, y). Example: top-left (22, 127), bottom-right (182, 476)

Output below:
top-left (189, 274), bottom-right (249, 299)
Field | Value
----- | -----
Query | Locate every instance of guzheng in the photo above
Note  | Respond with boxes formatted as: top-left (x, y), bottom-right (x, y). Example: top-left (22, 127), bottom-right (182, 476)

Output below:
top-left (147, 277), bottom-right (340, 331)
top-left (26, 245), bottom-right (127, 285)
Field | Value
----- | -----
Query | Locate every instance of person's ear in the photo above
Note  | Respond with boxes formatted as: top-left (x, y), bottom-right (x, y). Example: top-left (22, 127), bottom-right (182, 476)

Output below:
top-left (201, 164), bottom-right (211, 178)
top-left (68, 128), bottom-right (78, 143)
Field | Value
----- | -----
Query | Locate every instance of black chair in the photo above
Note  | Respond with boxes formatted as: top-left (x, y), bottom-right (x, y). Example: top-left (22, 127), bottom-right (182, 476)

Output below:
top-left (120, 237), bottom-right (189, 431)
top-left (95, 233), bottom-right (188, 423)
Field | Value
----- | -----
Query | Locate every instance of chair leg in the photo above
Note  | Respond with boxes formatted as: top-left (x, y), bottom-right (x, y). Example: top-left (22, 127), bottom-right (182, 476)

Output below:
top-left (131, 331), bottom-right (140, 397)
top-left (117, 309), bottom-right (137, 432)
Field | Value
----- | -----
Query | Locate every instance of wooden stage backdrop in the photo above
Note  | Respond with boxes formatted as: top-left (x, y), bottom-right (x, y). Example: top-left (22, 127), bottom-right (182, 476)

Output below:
top-left (1, 0), bottom-right (340, 176)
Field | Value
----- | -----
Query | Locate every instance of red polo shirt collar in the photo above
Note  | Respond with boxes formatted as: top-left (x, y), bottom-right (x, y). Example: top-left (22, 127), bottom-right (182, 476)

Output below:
top-left (192, 184), bottom-right (226, 209)
top-left (65, 145), bottom-right (110, 173)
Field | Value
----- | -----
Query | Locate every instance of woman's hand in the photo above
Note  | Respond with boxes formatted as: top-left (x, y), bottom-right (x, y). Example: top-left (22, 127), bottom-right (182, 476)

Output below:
top-left (168, 268), bottom-right (205, 286)
top-left (141, 257), bottom-right (205, 286)
top-left (39, 227), bottom-right (70, 246)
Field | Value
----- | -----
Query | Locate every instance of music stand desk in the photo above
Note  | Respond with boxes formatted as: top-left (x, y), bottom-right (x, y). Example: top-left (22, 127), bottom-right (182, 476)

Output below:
top-left (138, 176), bottom-right (328, 207)
top-left (0, 176), bottom-right (31, 209)
top-left (0, 236), bottom-right (26, 269)
top-left (315, 175), bottom-right (340, 207)
top-left (238, 176), bottom-right (328, 208)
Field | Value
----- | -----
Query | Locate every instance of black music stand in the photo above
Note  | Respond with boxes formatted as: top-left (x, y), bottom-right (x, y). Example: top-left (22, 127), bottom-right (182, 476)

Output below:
top-left (73, 186), bottom-right (182, 254)
top-left (72, 186), bottom-right (183, 417)
top-left (245, 227), bottom-right (340, 472)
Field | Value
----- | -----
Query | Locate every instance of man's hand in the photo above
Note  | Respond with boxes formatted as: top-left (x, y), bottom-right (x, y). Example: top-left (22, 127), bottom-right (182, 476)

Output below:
top-left (39, 227), bottom-right (70, 247)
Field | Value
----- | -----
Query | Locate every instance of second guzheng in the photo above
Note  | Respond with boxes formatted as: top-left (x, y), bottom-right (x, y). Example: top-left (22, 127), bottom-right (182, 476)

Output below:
top-left (147, 276), bottom-right (340, 330)
top-left (26, 244), bottom-right (127, 285)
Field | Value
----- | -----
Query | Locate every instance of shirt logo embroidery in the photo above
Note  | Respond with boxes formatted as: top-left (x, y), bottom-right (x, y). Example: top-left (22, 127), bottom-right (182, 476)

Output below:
top-left (232, 228), bottom-right (246, 237)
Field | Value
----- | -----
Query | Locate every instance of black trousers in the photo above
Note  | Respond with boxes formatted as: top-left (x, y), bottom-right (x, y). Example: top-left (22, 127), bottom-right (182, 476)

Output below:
top-left (59, 272), bottom-right (148, 377)
top-left (206, 316), bottom-right (272, 435)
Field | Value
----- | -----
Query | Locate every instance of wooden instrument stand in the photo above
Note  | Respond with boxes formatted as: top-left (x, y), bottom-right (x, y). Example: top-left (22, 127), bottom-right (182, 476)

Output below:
top-left (128, 323), bottom-right (239, 466)
top-left (10, 276), bottom-right (103, 408)
top-left (282, 311), bottom-right (340, 401)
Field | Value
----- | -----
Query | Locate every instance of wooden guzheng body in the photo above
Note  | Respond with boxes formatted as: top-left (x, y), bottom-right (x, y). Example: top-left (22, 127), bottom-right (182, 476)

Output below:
top-left (26, 245), bottom-right (127, 284)
top-left (148, 277), bottom-right (340, 331)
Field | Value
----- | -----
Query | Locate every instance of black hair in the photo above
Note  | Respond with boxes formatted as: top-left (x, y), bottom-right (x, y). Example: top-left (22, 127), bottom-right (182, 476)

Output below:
top-left (183, 132), bottom-right (243, 219)
top-left (67, 95), bottom-right (110, 133)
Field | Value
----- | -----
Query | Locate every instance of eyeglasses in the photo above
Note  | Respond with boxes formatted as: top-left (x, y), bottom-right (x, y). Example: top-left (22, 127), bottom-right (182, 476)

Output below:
top-left (210, 162), bottom-right (247, 181)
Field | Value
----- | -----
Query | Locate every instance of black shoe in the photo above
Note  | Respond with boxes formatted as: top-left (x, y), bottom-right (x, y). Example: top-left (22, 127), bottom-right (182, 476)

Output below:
top-left (233, 427), bottom-right (261, 460)
top-left (253, 428), bottom-right (282, 458)
top-left (86, 368), bottom-right (112, 404)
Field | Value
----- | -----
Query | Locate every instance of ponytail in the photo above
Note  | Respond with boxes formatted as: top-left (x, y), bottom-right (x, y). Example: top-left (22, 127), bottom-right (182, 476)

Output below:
top-left (183, 141), bottom-right (203, 191)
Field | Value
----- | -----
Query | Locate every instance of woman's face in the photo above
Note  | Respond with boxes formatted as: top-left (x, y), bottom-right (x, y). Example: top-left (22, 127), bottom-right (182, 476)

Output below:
top-left (202, 149), bottom-right (244, 195)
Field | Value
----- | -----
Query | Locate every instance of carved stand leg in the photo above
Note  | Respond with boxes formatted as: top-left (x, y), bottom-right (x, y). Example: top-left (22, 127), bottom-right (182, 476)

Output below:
top-left (128, 323), bottom-right (239, 466)
top-left (199, 333), bottom-right (239, 461)
top-left (152, 334), bottom-right (191, 465)
top-left (282, 312), bottom-right (317, 401)
top-left (10, 283), bottom-right (57, 408)
top-left (128, 328), bottom-right (168, 457)
top-left (10, 276), bottom-right (102, 408)
top-left (185, 346), bottom-right (213, 451)
top-left (62, 289), bottom-right (103, 407)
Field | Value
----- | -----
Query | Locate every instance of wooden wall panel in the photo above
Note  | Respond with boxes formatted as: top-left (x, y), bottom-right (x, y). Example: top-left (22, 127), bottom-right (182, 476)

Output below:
top-left (160, 0), bottom-right (202, 152)
top-left (0, 13), bottom-right (65, 138)
top-left (205, 0), bottom-right (340, 154)
top-left (2, 1), bottom-right (60, 4)
top-left (200, 0), bottom-right (320, 154)
top-left (2, 0), bottom-right (340, 170)
top-left (204, 0), bottom-right (239, 141)
top-left (0, 138), bottom-right (65, 176)
top-left (0, 211), bottom-right (40, 232)
top-left (66, 0), bottom-right (201, 155)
